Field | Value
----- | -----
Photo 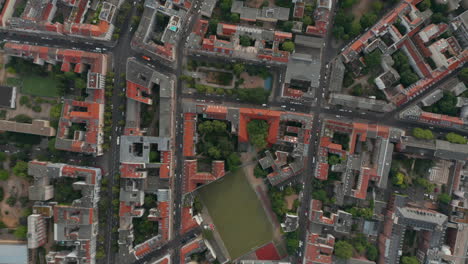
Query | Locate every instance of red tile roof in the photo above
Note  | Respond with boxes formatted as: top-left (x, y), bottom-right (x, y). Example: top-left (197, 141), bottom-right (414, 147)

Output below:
top-left (180, 207), bottom-right (199, 234)
top-left (238, 108), bottom-right (282, 145)
top-left (183, 113), bottom-right (197, 157)
top-left (315, 163), bottom-right (329, 181)
top-left (183, 160), bottom-right (225, 193)
top-left (126, 81), bottom-right (152, 104)
top-left (304, 233), bottom-right (335, 264)
top-left (180, 240), bottom-right (202, 264)
top-left (192, 19), bottom-right (209, 37)
top-left (120, 163), bottom-right (146, 178)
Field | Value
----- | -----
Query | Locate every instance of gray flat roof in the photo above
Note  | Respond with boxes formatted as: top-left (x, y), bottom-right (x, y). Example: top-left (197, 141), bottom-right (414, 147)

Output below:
top-left (120, 135), bottom-right (170, 164)
top-left (285, 53), bottom-right (321, 87)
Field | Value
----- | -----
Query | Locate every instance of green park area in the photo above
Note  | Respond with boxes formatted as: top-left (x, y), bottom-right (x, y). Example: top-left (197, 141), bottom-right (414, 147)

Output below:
top-left (7, 76), bottom-right (61, 97)
top-left (199, 169), bottom-right (273, 260)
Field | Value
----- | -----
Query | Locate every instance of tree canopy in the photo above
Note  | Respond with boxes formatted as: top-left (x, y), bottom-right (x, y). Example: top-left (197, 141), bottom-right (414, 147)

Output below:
top-left (0, 170), bottom-right (9, 181)
top-left (401, 256), bottom-right (419, 264)
top-left (247, 120), bottom-right (269, 149)
top-left (14, 226), bottom-right (27, 239)
top-left (334, 240), bottom-right (354, 259)
top-left (392, 172), bottom-right (405, 186)
top-left (281, 41), bottom-right (295, 52)
top-left (459, 68), bottom-right (468, 85)
top-left (412, 128), bottom-right (434, 140)
top-left (13, 161), bottom-right (28, 178)
top-left (446, 132), bottom-right (467, 144)
top-left (438, 193), bottom-right (451, 205)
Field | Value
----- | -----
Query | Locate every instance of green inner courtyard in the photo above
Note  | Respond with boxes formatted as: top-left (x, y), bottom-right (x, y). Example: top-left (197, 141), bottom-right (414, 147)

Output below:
top-left (198, 169), bottom-right (273, 260)
top-left (8, 76), bottom-right (60, 97)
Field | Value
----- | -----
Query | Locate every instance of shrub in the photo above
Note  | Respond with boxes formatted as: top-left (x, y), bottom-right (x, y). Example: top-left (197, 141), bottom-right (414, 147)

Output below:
top-left (6, 196), bottom-right (17, 207)
top-left (32, 105), bottom-right (42, 113)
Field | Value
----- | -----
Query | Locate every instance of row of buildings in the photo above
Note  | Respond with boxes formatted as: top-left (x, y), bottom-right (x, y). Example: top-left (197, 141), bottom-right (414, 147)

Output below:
top-left (329, 0), bottom-right (468, 112)
top-left (303, 116), bottom-right (468, 264)
top-left (3, 42), bottom-right (109, 156)
top-left (0, 0), bottom-right (121, 40)
top-left (116, 58), bottom-right (180, 261)
top-left (26, 161), bottom-right (102, 264)
top-left (182, 103), bottom-right (314, 189)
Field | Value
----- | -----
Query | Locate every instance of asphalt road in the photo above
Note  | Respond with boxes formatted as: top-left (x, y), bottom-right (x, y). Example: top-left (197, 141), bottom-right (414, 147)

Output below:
top-left (2, 0), bottom-right (466, 262)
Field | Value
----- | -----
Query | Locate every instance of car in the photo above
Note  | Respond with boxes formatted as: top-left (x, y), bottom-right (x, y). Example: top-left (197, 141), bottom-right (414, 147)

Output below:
top-left (142, 55), bottom-right (151, 61)
top-left (262, 104), bottom-right (267, 107)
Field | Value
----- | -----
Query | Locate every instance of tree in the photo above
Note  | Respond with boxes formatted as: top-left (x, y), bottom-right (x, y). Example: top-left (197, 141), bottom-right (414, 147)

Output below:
top-left (302, 16), bottom-right (312, 26)
top-left (334, 240), bottom-right (353, 259)
top-left (412, 128), bottom-right (434, 140)
top-left (13, 226), bottom-right (27, 240)
top-left (333, 26), bottom-right (346, 39)
top-left (360, 13), bottom-right (378, 29)
top-left (417, 0), bottom-right (431, 11)
top-left (328, 154), bottom-right (341, 165)
top-left (341, 0), bottom-right (358, 9)
top-left (247, 120), bottom-right (269, 149)
top-left (371, 1), bottom-right (383, 12)
top-left (12, 114), bottom-right (32, 124)
top-left (351, 84), bottom-right (363, 96)
top-left (432, 13), bottom-right (448, 23)
top-left (226, 153), bottom-right (241, 171)
top-left (438, 193), bottom-right (451, 205)
top-left (366, 244), bottom-right (378, 261)
top-left (254, 165), bottom-right (268, 178)
top-left (208, 19), bottom-right (219, 35)
top-left (400, 71), bottom-right (419, 87)
top-left (13, 161), bottom-right (28, 178)
top-left (401, 256), bottom-right (419, 264)
top-left (364, 51), bottom-right (382, 70)
top-left (446, 132), bottom-right (467, 144)
top-left (0, 152), bottom-right (7, 162)
top-left (430, 92), bottom-right (458, 116)
top-left (459, 68), bottom-right (468, 85)
top-left (349, 21), bottom-right (362, 38)
top-left (281, 21), bottom-right (294, 32)
top-left (236, 88), bottom-right (269, 104)
top-left (285, 231), bottom-right (299, 254)
top-left (312, 190), bottom-right (327, 202)
top-left (32, 105), bottom-right (42, 113)
top-left (281, 41), bottom-right (295, 52)
top-left (286, 236), bottom-right (299, 254)
top-left (239, 35), bottom-right (252, 47)
top-left (208, 146), bottom-right (222, 159)
top-left (75, 78), bottom-right (87, 90)
top-left (19, 96), bottom-right (30, 106)
top-left (0, 170), bottom-right (9, 181)
top-left (233, 63), bottom-right (245, 76)
top-left (230, 13), bottom-right (240, 23)
top-left (392, 172), bottom-right (405, 186)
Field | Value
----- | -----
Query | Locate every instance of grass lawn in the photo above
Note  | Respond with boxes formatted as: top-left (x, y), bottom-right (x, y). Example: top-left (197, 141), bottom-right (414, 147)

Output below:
top-left (199, 169), bottom-right (273, 260)
top-left (7, 75), bottom-right (60, 97)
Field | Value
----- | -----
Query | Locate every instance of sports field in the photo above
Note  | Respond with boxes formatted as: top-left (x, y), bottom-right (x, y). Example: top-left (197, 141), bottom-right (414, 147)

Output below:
top-left (199, 169), bottom-right (273, 260)
top-left (7, 75), bottom-right (60, 97)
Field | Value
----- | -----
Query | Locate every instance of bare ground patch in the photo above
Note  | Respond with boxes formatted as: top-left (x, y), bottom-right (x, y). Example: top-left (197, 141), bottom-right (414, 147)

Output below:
top-left (284, 194), bottom-right (299, 210)
top-left (0, 172), bottom-right (30, 228)
top-left (240, 72), bottom-right (264, 89)
top-left (351, 0), bottom-right (373, 21)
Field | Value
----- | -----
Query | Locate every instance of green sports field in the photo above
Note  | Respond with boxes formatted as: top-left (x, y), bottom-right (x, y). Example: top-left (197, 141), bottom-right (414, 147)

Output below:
top-left (199, 169), bottom-right (273, 260)
top-left (7, 75), bottom-right (60, 97)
